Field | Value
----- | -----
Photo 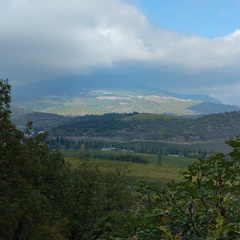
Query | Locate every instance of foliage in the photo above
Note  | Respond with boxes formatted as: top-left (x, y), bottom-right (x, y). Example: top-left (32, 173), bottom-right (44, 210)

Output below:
top-left (87, 150), bottom-right (149, 164)
top-left (84, 138), bottom-right (240, 240)
top-left (0, 79), bottom-right (134, 239)
top-left (0, 79), bottom-right (70, 239)
top-left (46, 110), bottom-right (240, 146)
top-left (119, 138), bottom-right (240, 239)
top-left (49, 136), bottom-right (215, 160)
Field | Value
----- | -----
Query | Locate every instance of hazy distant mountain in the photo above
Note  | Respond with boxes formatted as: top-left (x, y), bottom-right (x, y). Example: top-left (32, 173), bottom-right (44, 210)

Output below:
top-left (12, 73), bottom-right (239, 116)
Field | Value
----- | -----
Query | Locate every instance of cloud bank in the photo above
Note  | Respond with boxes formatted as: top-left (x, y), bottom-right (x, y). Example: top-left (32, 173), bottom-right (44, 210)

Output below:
top-left (1, 0), bottom-right (240, 104)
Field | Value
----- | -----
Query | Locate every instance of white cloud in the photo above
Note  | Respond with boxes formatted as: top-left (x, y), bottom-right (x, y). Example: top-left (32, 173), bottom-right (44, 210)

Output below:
top-left (1, 0), bottom-right (156, 82)
top-left (1, 0), bottom-right (240, 105)
top-left (205, 83), bottom-right (240, 105)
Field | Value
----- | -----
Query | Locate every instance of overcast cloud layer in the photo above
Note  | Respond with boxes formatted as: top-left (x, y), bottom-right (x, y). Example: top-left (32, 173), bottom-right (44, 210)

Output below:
top-left (1, 0), bottom-right (240, 105)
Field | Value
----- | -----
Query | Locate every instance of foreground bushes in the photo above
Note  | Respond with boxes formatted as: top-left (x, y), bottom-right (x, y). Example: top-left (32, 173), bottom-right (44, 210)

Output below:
top-left (134, 138), bottom-right (240, 239)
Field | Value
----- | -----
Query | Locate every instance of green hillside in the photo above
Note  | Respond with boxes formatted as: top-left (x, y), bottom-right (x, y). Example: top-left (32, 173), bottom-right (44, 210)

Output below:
top-left (13, 89), bottom-right (239, 116)
top-left (47, 111), bottom-right (240, 143)
top-left (12, 108), bottom-right (240, 154)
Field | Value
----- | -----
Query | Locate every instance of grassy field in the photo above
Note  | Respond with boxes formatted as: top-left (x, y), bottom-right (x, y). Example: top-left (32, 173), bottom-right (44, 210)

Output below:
top-left (40, 92), bottom-right (199, 116)
top-left (123, 112), bottom-right (182, 120)
top-left (61, 149), bottom-right (197, 186)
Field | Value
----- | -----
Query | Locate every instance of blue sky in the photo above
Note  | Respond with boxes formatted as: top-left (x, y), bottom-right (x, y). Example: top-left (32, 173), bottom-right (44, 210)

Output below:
top-left (1, 0), bottom-right (240, 105)
top-left (138, 0), bottom-right (240, 37)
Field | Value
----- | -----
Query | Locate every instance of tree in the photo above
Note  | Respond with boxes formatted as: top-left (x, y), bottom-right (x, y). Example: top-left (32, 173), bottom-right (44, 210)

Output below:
top-left (0, 79), bottom-right (70, 239)
top-left (125, 138), bottom-right (240, 239)
top-left (79, 143), bottom-right (85, 159)
top-left (157, 152), bottom-right (163, 165)
top-left (0, 78), bottom-right (135, 239)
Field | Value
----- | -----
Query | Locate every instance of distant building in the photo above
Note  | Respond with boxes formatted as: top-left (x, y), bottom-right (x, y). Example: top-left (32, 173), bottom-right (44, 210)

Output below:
top-left (101, 147), bottom-right (116, 151)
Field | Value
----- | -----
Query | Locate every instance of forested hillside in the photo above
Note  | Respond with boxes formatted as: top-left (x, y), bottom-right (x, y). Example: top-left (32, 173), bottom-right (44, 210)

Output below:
top-left (47, 111), bottom-right (240, 144)
top-left (13, 109), bottom-right (240, 155)
top-left (13, 110), bottom-right (71, 132)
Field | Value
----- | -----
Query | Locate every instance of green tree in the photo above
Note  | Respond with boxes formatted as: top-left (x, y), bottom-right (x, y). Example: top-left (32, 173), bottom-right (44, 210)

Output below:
top-left (157, 152), bottom-right (163, 165)
top-left (0, 79), bottom-right (70, 239)
top-left (0, 79), bottom-right (136, 239)
top-left (79, 143), bottom-right (85, 159)
top-left (130, 138), bottom-right (240, 239)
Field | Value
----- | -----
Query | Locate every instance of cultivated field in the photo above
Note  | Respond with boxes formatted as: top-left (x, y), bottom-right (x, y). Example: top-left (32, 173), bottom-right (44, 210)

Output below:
top-left (62, 149), bottom-right (197, 186)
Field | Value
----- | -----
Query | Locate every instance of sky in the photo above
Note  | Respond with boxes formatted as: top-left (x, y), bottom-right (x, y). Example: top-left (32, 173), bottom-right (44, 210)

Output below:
top-left (1, 0), bottom-right (240, 105)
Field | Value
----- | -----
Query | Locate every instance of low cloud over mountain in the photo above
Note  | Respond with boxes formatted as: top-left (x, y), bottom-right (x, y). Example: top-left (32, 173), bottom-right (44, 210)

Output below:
top-left (1, 0), bottom-right (240, 105)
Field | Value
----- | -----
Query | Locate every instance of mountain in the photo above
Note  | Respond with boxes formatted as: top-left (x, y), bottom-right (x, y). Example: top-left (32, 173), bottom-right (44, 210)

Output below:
top-left (11, 73), bottom-right (239, 116)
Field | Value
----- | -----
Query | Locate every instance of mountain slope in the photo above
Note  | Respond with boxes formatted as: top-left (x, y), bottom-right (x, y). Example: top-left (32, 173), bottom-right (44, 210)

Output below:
top-left (12, 110), bottom-right (71, 131)
top-left (12, 74), bottom-right (239, 116)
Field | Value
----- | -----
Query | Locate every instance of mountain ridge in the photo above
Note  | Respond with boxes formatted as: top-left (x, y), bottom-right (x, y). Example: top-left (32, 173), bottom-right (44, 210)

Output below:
top-left (11, 73), bottom-right (239, 116)
top-left (48, 110), bottom-right (240, 145)
top-left (12, 74), bottom-right (221, 103)
top-left (12, 110), bottom-right (240, 148)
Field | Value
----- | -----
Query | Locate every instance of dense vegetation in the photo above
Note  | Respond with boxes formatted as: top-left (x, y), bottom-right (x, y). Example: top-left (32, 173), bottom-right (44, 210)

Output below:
top-left (0, 79), bottom-right (134, 239)
top-left (2, 79), bottom-right (240, 239)
top-left (49, 137), bottom-right (216, 159)
top-left (14, 110), bottom-right (240, 150)
top-left (50, 111), bottom-right (240, 143)
top-left (11, 103), bottom-right (240, 161)
top-left (49, 112), bottom-right (191, 141)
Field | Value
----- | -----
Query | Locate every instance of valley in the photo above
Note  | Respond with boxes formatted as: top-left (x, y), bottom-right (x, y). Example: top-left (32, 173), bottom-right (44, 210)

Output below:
top-left (11, 77), bottom-right (240, 155)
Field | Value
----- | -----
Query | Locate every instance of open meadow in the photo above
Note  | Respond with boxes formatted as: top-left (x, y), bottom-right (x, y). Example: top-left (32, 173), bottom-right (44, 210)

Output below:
top-left (62, 149), bottom-right (198, 186)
